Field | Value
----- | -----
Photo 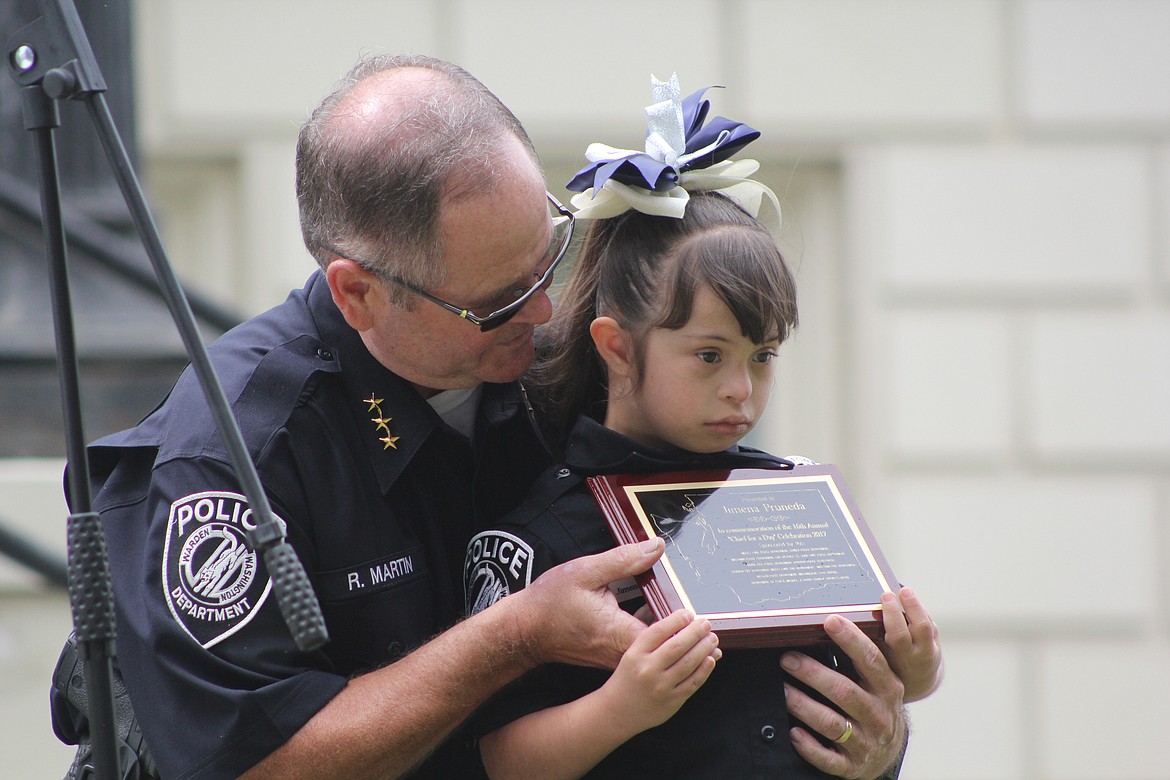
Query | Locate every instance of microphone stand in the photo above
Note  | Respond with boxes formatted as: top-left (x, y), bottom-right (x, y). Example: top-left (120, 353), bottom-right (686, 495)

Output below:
top-left (6, 3), bottom-right (330, 776)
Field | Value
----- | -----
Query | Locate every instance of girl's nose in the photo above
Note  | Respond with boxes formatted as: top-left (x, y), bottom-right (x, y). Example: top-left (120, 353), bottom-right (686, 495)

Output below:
top-left (720, 366), bottom-right (753, 402)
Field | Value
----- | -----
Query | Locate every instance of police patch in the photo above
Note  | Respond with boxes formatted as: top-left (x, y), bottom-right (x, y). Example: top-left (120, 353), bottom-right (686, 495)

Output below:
top-left (162, 491), bottom-right (287, 649)
top-left (464, 530), bottom-right (535, 615)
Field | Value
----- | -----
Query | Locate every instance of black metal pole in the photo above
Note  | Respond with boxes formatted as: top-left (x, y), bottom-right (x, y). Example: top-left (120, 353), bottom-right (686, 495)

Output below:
top-left (7, 1), bottom-right (330, 775)
top-left (8, 0), bottom-right (328, 650)
top-left (7, 0), bottom-right (329, 640)
top-left (22, 78), bottom-right (120, 780)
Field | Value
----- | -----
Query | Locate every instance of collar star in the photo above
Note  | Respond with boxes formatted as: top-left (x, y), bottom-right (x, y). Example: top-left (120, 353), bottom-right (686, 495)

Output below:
top-left (364, 394), bottom-right (400, 450)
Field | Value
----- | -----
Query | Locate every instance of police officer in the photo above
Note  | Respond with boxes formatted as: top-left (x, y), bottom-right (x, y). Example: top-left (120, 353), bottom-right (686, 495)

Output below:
top-left (52, 54), bottom-right (675, 779)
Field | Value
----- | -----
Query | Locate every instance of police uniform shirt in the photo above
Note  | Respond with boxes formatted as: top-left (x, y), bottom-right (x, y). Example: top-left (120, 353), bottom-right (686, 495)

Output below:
top-left (465, 416), bottom-right (892, 780)
top-left (82, 271), bottom-right (550, 779)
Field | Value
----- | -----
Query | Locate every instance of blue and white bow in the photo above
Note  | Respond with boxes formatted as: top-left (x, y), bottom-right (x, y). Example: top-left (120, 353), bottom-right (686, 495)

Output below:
top-left (566, 74), bottom-right (780, 229)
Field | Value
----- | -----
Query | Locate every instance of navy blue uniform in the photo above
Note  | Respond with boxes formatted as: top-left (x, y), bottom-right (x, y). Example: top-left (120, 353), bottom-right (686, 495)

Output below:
top-left (65, 271), bottom-right (550, 779)
top-left (466, 416), bottom-right (899, 780)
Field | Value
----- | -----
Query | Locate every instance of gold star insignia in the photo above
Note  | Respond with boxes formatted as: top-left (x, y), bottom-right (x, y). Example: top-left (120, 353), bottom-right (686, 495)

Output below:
top-left (364, 393), bottom-right (401, 452)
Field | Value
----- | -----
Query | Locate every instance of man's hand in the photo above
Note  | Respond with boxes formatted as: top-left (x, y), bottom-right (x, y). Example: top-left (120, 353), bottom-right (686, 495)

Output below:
top-left (510, 539), bottom-right (666, 669)
top-left (880, 586), bottom-right (943, 702)
top-left (781, 615), bottom-right (907, 780)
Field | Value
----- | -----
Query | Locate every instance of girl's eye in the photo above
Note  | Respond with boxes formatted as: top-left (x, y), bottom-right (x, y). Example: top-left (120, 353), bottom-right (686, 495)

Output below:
top-left (753, 350), bottom-right (778, 364)
top-left (696, 351), bottom-right (720, 364)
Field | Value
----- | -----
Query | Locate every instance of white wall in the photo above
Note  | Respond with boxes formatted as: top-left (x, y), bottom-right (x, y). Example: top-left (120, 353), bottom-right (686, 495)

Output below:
top-left (4, 1), bottom-right (1169, 777)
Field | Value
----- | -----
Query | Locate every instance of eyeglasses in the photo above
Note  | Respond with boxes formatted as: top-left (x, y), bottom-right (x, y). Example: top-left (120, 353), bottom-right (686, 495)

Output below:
top-left (393, 192), bottom-right (575, 332)
top-left (334, 192), bottom-right (575, 333)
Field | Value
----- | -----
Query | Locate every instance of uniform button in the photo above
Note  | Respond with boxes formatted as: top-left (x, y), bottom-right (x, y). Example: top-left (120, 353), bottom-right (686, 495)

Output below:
top-left (317, 347), bottom-right (334, 361)
top-left (759, 724), bottom-right (776, 742)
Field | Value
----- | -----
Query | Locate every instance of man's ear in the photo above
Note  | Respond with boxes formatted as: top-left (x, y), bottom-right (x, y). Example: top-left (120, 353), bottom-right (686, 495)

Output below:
top-left (326, 259), bottom-right (383, 332)
top-left (589, 316), bottom-right (634, 380)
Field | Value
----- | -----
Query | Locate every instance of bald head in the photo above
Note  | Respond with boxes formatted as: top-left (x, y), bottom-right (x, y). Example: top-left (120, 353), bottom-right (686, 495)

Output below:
top-left (296, 54), bottom-right (541, 297)
top-left (334, 67), bottom-right (440, 134)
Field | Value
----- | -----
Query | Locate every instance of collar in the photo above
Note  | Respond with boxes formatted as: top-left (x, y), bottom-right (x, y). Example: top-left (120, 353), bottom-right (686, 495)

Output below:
top-left (309, 273), bottom-right (442, 494)
top-left (306, 272), bottom-right (532, 493)
top-left (561, 415), bottom-right (790, 477)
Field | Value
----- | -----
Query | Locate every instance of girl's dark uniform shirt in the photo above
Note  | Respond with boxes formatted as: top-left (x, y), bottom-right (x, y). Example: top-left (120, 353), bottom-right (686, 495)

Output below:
top-left (466, 416), bottom-right (898, 780)
top-left (71, 271), bottom-right (550, 779)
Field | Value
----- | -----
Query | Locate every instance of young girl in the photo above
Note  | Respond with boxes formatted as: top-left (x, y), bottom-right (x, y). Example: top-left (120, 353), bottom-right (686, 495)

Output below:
top-left (463, 77), bottom-right (941, 780)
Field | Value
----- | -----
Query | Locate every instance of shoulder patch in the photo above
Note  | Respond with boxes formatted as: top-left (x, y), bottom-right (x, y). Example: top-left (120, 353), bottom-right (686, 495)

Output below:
top-left (464, 530), bottom-right (535, 615)
top-left (161, 491), bottom-right (287, 649)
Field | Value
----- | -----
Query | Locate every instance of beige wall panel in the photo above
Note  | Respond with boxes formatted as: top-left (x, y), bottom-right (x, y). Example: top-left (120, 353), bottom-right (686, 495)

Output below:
top-left (135, 0), bottom-right (441, 146)
top-left (871, 146), bottom-right (1148, 298)
top-left (454, 0), bottom-right (724, 146)
top-left (1027, 312), bottom-right (1170, 460)
top-left (889, 476), bottom-right (1157, 628)
top-left (1021, 0), bottom-right (1170, 125)
top-left (1039, 640), bottom-right (1170, 779)
top-left (900, 640), bottom-right (1028, 780)
top-left (742, 0), bottom-right (1003, 134)
top-left (887, 311), bottom-right (1013, 459)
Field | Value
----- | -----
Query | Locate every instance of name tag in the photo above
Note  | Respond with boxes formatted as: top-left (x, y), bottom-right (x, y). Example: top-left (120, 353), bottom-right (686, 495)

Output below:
top-left (608, 576), bottom-right (643, 605)
top-left (318, 546), bottom-right (427, 602)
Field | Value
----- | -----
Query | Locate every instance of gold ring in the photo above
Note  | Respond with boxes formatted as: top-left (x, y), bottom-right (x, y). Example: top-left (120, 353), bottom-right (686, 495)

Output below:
top-left (834, 720), bottom-right (853, 745)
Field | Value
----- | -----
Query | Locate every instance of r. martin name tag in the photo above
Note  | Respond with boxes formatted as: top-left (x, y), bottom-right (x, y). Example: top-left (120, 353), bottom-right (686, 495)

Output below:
top-left (589, 465), bottom-right (899, 648)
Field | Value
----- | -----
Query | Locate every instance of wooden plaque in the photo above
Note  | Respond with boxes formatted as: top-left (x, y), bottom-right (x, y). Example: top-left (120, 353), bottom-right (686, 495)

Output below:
top-left (588, 465), bottom-right (899, 648)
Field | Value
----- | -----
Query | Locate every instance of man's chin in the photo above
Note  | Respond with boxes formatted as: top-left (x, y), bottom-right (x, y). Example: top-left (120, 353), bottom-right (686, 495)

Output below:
top-left (481, 340), bottom-right (535, 384)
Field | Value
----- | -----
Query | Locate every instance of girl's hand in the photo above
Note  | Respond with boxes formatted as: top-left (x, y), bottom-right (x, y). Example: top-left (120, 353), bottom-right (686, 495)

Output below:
top-left (599, 608), bottom-right (721, 733)
top-left (880, 586), bottom-right (943, 702)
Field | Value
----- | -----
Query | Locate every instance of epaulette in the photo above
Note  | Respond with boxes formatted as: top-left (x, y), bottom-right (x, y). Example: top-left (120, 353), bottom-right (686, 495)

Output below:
top-left (226, 334), bottom-right (342, 459)
top-left (497, 463), bottom-right (585, 528)
top-left (139, 333), bottom-right (341, 465)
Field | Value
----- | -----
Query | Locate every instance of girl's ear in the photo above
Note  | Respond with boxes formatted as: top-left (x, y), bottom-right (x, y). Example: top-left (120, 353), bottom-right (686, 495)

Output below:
top-left (590, 316), bottom-right (634, 380)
